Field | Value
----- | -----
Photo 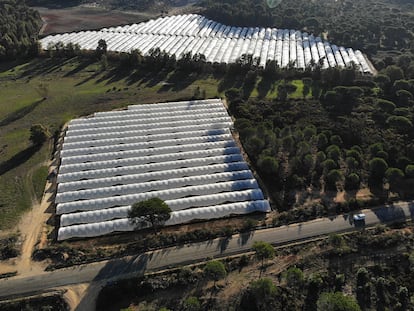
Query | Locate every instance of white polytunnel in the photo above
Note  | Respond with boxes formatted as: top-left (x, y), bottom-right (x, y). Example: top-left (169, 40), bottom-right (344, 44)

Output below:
top-left (65, 116), bottom-right (232, 137)
top-left (55, 99), bottom-right (271, 240)
top-left (41, 14), bottom-right (374, 74)
top-left (64, 122), bottom-right (233, 143)
top-left (58, 161), bottom-right (248, 192)
top-left (62, 128), bottom-right (230, 150)
top-left (56, 170), bottom-right (254, 203)
top-left (56, 179), bottom-right (260, 214)
top-left (58, 152), bottom-right (243, 183)
top-left (70, 107), bottom-right (227, 125)
top-left (58, 148), bottom-right (241, 174)
top-left (60, 134), bottom-right (233, 157)
top-left (60, 200), bottom-right (270, 230)
top-left (61, 140), bottom-right (237, 165)
top-left (68, 112), bottom-right (229, 130)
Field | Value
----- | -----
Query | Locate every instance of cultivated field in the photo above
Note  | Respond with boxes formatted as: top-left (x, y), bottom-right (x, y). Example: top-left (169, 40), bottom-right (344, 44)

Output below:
top-left (34, 0), bottom-right (202, 35)
top-left (36, 6), bottom-right (156, 35)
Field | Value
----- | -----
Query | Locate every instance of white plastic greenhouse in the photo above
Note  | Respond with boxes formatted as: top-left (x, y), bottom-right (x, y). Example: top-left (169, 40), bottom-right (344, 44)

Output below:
top-left (40, 14), bottom-right (374, 74)
top-left (55, 99), bottom-right (271, 240)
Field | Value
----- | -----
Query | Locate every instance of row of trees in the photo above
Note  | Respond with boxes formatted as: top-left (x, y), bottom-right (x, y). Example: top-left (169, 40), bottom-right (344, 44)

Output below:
top-left (0, 0), bottom-right (42, 60)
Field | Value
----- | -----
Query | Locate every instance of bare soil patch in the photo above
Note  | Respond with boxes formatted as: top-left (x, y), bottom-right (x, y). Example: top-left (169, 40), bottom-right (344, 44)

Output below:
top-left (35, 6), bottom-right (156, 35)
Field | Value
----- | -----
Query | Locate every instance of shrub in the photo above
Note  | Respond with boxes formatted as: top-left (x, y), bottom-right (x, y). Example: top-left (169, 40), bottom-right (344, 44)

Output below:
top-left (405, 165), bottom-right (414, 178)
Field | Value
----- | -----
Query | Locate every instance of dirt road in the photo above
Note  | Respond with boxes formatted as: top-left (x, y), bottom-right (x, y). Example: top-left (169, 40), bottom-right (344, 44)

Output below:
top-left (0, 158), bottom-right (56, 276)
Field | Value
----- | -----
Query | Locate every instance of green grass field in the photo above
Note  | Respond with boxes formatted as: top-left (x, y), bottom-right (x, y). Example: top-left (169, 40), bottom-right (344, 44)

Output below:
top-left (0, 57), bottom-right (304, 230)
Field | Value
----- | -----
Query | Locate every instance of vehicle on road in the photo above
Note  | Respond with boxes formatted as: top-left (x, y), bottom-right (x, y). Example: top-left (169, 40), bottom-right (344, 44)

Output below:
top-left (353, 213), bottom-right (366, 223)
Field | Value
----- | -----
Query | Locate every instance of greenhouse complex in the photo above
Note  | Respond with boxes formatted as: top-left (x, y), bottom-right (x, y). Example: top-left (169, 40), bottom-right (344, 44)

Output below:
top-left (40, 14), bottom-right (373, 74)
top-left (56, 99), bottom-right (270, 240)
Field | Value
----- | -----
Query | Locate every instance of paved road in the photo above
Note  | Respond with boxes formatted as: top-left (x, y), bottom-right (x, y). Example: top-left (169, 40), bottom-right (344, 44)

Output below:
top-left (0, 201), bottom-right (413, 300)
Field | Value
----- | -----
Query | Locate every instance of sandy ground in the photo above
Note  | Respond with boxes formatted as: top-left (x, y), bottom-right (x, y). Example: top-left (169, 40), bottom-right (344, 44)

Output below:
top-left (62, 282), bottom-right (104, 311)
top-left (0, 157), bottom-right (55, 276)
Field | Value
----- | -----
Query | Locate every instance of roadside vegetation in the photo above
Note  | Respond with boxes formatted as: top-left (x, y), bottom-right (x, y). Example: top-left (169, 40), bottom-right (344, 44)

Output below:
top-left (96, 222), bottom-right (414, 310)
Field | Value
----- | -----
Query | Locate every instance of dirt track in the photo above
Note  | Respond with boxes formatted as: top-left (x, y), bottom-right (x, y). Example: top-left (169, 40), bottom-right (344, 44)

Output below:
top-left (0, 154), bottom-right (54, 276)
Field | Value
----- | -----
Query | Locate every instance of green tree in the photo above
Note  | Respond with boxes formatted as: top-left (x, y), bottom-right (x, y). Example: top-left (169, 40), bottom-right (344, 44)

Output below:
top-left (346, 149), bottom-right (362, 163)
top-left (249, 278), bottom-right (277, 309)
top-left (369, 143), bottom-right (384, 157)
top-left (396, 90), bottom-right (413, 107)
top-left (182, 296), bottom-right (201, 311)
top-left (128, 198), bottom-right (171, 233)
top-left (317, 133), bottom-right (329, 149)
top-left (345, 173), bottom-right (360, 190)
top-left (317, 292), bottom-right (361, 311)
top-left (285, 267), bottom-right (304, 288)
top-left (323, 159), bottom-right (338, 172)
top-left (376, 99), bottom-right (396, 113)
top-left (29, 124), bottom-right (48, 146)
top-left (204, 260), bottom-right (227, 287)
top-left (96, 39), bottom-right (107, 57)
top-left (245, 136), bottom-right (265, 155)
top-left (325, 169), bottom-right (343, 190)
top-left (387, 116), bottom-right (413, 132)
top-left (252, 241), bottom-right (275, 275)
top-left (369, 158), bottom-right (389, 183)
top-left (346, 157), bottom-right (359, 172)
top-left (258, 156), bottom-right (279, 176)
top-left (384, 65), bottom-right (404, 83)
top-left (405, 165), bottom-right (414, 178)
top-left (326, 145), bottom-right (341, 161)
top-left (385, 167), bottom-right (404, 191)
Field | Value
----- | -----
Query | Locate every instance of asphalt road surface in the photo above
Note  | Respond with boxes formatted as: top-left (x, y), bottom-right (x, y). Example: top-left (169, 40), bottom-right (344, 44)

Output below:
top-left (0, 201), bottom-right (413, 300)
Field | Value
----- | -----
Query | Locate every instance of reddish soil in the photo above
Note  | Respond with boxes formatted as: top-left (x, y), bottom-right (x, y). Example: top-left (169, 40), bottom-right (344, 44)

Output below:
top-left (35, 6), bottom-right (157, 35)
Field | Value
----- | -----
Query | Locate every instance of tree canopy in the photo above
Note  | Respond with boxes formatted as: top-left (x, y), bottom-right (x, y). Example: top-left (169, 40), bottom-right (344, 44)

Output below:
top-left (252, 241), bottom-right (275, 273)
top-left (317, 292), bottom-right (361, 311)
top-left (204, 260), bottom-right (227, 285)
top-left (128, 198), bottom-right (171, 231)
top-left (0, 0), bottom-right (42, 60)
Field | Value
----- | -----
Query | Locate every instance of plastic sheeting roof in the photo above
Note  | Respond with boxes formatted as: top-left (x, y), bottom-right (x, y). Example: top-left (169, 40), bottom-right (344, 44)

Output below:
top-left (56, 99), bottom-right (271, 240)
top-left (40, 14), bottom-right (374, 74)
